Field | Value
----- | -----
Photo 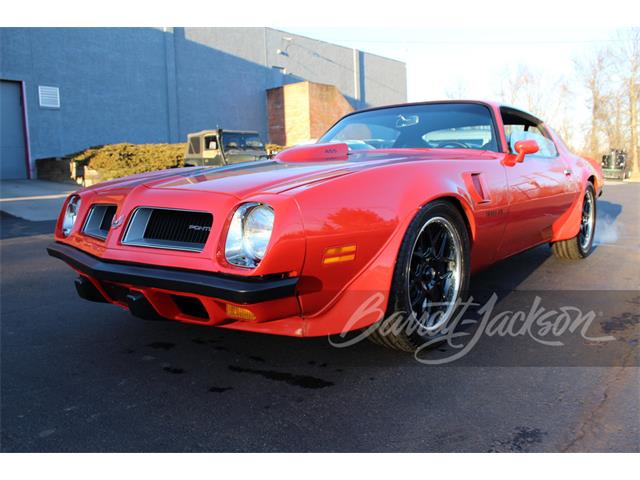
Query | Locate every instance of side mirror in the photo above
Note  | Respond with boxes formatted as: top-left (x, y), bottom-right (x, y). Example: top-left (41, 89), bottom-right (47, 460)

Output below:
top-left (514, 139), bottom-right (539, 163)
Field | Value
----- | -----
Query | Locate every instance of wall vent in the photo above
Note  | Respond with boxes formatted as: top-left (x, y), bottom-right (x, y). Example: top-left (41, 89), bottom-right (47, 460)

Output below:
top-left (38, 86), bottom-right (60, 108)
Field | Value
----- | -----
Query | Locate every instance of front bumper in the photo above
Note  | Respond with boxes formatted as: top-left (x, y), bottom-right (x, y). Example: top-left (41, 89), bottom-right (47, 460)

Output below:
top-left (46, 242), bottom-right (298, 305)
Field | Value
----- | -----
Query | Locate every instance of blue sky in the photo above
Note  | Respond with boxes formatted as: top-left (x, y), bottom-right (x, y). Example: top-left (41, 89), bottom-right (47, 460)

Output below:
top-left (281, 27), bottom-right (625, 147)
top-left (282, 27), bottom-right (619, 102)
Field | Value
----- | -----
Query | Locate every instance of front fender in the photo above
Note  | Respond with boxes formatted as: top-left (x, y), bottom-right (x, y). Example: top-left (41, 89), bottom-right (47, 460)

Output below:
top-left (286, 161), bottom-right (483, 323)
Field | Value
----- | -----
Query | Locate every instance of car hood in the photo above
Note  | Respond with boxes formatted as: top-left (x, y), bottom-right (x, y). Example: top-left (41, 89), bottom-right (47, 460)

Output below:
top-left (84, 149), bottom-right (500, 199)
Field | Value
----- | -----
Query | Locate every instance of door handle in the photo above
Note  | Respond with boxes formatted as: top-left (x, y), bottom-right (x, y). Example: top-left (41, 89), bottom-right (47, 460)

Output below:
top-left (564, 169), bottom-right (573, 176)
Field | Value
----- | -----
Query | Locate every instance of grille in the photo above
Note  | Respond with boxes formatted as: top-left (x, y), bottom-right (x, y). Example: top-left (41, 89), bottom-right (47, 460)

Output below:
top-left (144, 209), bottom-right (211, 244)
top-left (122, 208), bottom-right (213, 252)
top-left (83, 205), bottom-right (117, 240)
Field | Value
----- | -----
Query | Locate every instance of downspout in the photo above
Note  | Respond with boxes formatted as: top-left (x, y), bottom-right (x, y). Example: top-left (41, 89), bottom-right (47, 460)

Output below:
top-left (20, 81), bottom-right (33, 179)
top-left (352, 48), bottom-right (361, 106)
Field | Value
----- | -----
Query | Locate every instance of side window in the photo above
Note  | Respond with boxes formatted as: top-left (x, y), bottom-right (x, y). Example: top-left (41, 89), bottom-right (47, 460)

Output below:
top-left (423, 125), bottom-right (494, 150)
top-left (204, 136), bottom-right (218, 151)
top-left (501, 109), bottom-right (558, 158)
top-left (188, 136), bottom-right (200, 154)
top-left (508, 127), bottom-right (558, 158)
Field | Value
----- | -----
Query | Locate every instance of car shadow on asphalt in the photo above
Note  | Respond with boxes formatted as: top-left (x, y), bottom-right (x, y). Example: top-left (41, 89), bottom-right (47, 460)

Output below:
top-left (97, 242), bottom-right (556, 387)
top-left (0, 211), bottom-right (57, 240)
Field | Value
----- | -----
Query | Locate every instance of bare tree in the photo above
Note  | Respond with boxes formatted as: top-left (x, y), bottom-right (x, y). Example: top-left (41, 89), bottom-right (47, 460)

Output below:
top-left (445, 79), bottom-right (468, 100)
top-left (492, 32), bottom-right (638, 165)
top-left (497, 65), bottom-right (524, 105)
top-left (601, 90), bottom-right (626, 151)
top-left (497, 65), bottom-right (542, 113)
top-left (551, 79), bottom-right (577, 149)
top-left (575, 50), bottom-right (611, 159)
top-left (613, 29), bottom-right (640, 175)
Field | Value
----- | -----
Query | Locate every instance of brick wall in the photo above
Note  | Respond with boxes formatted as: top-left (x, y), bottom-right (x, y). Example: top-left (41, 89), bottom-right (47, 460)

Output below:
top-left (283, 82), bottom-right (311, 146)
top-left (266, 87), bottom-right (286, 146)
top-left (267, 81), bottom-right (353, 146)
top-left (308, 82), bottom-right (353, 141)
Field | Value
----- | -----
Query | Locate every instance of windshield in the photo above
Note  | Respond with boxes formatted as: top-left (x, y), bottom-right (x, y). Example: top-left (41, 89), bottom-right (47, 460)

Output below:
top-left (319, 103), bottom-right (498, 152)
top-left (221, 132), bottom-right (265, 152)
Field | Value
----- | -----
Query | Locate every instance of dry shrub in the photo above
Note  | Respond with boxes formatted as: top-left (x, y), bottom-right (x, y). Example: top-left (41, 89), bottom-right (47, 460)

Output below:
top-left (69, 143), bottom-right (186, 180)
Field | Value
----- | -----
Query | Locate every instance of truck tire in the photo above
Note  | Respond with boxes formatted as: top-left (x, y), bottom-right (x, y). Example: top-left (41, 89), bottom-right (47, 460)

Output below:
top-left (551, 183), bottom-right (597, 259)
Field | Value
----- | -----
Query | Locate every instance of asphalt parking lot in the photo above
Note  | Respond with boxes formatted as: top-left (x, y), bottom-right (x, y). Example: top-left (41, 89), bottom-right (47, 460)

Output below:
top-left (1, 182), bottom-right (638, 452)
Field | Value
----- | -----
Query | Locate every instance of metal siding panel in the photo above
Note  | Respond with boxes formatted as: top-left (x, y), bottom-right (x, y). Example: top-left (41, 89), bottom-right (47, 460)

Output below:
top-left (0, 80), bottom-right (28, 179)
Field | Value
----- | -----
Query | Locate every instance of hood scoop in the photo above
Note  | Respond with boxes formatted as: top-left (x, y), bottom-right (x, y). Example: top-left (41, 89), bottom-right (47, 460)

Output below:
top-left (275, 143), bottom-right (349, 163)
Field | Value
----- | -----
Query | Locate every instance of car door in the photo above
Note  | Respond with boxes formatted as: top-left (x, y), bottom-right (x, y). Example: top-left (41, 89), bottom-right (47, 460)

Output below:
top-left (497, 110), bottom-right (575, 258)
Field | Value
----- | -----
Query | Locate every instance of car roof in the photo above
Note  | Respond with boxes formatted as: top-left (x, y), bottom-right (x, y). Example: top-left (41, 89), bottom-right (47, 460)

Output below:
top-left (349, 99), bottom-right (497, 114)
top-left (348, 100), bottom-right (543, 123)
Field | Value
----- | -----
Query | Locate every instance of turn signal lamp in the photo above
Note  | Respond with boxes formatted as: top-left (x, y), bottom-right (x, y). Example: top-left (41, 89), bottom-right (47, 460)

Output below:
top-left (226, 304), bottom-right (257, 321)
top-left (322, 245), bottom-right (356, 264)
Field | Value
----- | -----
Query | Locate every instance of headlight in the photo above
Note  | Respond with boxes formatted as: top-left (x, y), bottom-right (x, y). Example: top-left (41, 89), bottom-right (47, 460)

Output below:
top-left (225, 203), bottom-right (274, 268)
top-left (61, 195), bottom-right (81, 237)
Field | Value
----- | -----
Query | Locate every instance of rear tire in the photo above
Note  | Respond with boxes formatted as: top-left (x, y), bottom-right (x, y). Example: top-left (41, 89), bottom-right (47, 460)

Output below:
top-left (368, 200), bottom-right (471, 351)
top-left (551, 183), bottom-right (596, 259)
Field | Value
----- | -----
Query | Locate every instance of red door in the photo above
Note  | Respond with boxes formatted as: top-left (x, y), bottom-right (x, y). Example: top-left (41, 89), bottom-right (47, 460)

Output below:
top-left (499, 154), bottom-right (573, 258)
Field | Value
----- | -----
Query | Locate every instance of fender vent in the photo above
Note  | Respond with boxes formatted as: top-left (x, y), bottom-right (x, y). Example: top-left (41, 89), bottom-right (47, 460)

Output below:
top-left (466, 172), bottom-right (491, 204)
top-left (471, 174), bottom-right (486, 200)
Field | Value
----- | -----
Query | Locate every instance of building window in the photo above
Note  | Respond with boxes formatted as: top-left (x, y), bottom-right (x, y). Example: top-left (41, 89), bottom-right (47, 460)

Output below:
top-left (38, 86), bottom-right (60, 109)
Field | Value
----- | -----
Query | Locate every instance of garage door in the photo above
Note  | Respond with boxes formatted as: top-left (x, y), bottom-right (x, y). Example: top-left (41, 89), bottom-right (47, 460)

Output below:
top-left (0, 80), bottom-right (28, 179)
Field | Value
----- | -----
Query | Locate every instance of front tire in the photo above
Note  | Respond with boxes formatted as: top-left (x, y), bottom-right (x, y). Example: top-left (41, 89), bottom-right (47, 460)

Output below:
top-left (551, 183), bottom-right (596, 259)
top-left (369, 200), bottom-right (471, 351)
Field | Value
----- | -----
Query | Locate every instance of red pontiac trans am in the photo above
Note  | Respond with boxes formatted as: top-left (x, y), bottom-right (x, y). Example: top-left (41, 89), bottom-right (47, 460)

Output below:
top-left (48, 101), bottom-right (603, 351)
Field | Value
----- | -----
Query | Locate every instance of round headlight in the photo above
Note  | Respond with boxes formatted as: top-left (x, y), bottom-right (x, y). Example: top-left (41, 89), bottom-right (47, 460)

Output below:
top-left (225, 203), bottom-right (274, 267)
top-left (242, 205), bottom-right (275, 261)
top-left (61, 195), bottom-right (81, 237)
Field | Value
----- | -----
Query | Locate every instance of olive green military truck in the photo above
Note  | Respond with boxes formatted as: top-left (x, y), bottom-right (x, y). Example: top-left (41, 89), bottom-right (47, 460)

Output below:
top-left (184, 129), bottom-right (268, 167)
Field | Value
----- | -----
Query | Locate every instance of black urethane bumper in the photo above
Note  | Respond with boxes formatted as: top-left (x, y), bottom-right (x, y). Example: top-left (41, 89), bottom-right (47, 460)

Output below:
top-left (47, 242), bottom-right (298, 304)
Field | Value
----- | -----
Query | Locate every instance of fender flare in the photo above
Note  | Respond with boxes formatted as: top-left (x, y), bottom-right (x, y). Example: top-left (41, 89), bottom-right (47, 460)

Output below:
top-left (551, 176), bottom-right (593, 243)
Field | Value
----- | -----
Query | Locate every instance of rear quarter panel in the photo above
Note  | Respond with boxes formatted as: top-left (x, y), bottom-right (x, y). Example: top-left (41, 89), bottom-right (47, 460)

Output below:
top-left (547, 129), bottom-right (604, 242)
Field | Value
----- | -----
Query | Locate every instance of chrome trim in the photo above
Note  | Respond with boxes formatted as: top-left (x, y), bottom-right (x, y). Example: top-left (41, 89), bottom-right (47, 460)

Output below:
top-left (82, 204), bottom-right (117, 240)
top-left (579, 189), bottom-right (595, 250)
top-left (224, 201), bottom-right (268, 268)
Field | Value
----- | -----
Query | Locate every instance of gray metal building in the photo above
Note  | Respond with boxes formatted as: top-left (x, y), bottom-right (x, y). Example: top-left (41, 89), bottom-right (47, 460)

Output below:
top-left (0, 27), bottom-right (407, 179)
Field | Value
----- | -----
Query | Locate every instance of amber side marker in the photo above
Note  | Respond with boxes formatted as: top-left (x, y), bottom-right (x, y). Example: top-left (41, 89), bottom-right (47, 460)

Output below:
top-left (323, 245), bottom-right (356, 264)
top-left (226, 304), bottom-right (256, 321)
